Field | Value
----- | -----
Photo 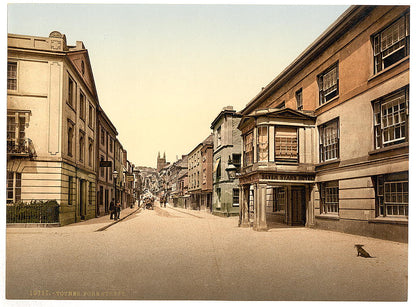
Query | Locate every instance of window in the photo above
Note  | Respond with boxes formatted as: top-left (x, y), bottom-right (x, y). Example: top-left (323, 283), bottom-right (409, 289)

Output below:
top-left (296, 88), bottom-right (303, 111)
top-left (233, 189), bottom-right (239, 207)
top-left (272, 188), bottom-right (286, 213)
top-left (68, 176), bottom-right (73, 205)
top-left (7, 112), bottom-right (29, 154)
top-left (88, 104), bottom-right (94, 127)
top-left (8, 62), bottom-right (17, 90)
top-left (276, 101), bottom-right (285, 109)
top-left (68, 76), bottom-right (75, 108)
top-left (373, 13), bottom-right (409, 74)
top-left (101, 128), bottom-right (105, 145)
top-left (318, 64), bottom-right (339, 105)
top-left (67, 122), bottom-right (74, 157)
top-left (275, 127), bottom-right (298, 162)
top-left (109, 138), bottom-right (113, 153)
top-left (80, 91), bottom-right (86, 120)
top-left (320, 181), bottom-right (339, 215)
top-left (79, 131), bottom-right (85, 162)
top-left (373, 87), bottom-right (408, 149)
top-left (375, 172), bottom-right (408, 218)
top-left (257, 126), bottom-right (268, 162)
top-left (100, 156), bottom-right (105, 177)
top-left (243, 132), bottom-right (254, 166)
top-left (232, 154), bottom-right (241, 173)
top-left (7, 172), bottom-right (21, 204)
top-left (217, 126), bottom-right (222, 148)
top-left (215, 158), bottom-right (221, 180)
top-left (319, 119), bottom-right (339, 162)
top-left (202, 169), bottom-right (206, 185)
top-left (88, 138), bottom-right (94, 167)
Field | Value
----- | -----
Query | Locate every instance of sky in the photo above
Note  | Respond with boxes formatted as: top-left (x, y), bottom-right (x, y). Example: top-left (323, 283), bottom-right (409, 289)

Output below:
top-left (6, 1), bottom-right (353, 168)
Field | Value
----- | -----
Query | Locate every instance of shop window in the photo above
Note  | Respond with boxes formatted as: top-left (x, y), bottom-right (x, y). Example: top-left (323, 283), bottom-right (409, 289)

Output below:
top-left (375, 172), bottom-right (408, 217)
top-left (275, 127), bottom-right (298, 162)
top-left (373, 13), bottom-right (409, 74)
top-left (373, 87), bottom-right (408, 149)
top-left (320, 181), bottom-right (339, 215)
top-left (6, 171), bottom-right (21, 204)
top-left (272, 188), bottom-right (286, 213)
top-left (319, 119), bottom-right (339, 162)
top-left (318, 63), bottom-right (339, 105)
top-left (7, 62), bottom-right (17, 90)
top-left (257, 126), bottom-right (268, 162)
top-left (243, 131), bottom-right (254, 166)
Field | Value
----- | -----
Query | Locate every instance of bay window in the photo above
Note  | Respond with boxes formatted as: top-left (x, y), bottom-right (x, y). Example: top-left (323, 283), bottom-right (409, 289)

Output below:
top-left (257, 126), bottom-right (268, 162)
top-left (243, 132), bottom-right (254, 166)
top-left (275, 127), bottom-right (298, 162)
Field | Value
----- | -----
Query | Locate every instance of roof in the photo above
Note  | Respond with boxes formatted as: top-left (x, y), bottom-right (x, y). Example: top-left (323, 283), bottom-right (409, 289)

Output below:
top-left (210, 106), bottom-right (242, 129)
top-left (239, 5), bottom-right (375, 115)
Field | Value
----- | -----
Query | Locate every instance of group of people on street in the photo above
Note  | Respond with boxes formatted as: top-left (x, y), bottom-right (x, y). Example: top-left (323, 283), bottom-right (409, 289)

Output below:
top-left (109, 198), bottom-right (121, 220)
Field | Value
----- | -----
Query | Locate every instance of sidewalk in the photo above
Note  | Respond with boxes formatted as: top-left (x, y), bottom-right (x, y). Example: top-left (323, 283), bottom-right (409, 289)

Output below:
top-left (66, 205), bottom-right (141, 228)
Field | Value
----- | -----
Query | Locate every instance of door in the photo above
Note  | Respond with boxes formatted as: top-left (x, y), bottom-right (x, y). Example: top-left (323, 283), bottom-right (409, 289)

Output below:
top-left (291, 186), bottom-right (305, 226)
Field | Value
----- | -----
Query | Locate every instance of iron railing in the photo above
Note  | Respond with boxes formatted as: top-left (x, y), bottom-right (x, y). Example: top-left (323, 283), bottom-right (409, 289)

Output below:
top-left (7, 138), bottom-right (34, 156)
top-left (6, 202), bottom-right (60, 224)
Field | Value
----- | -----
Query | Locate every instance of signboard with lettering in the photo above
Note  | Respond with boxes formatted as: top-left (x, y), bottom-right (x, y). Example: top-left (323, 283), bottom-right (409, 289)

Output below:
top-left (126, 175), bottom-right (134, 182)
top-left (100, 161), bottom-right (112, 167)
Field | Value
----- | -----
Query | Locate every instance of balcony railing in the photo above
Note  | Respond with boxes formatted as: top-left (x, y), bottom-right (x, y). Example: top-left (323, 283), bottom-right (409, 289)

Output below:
top-left (7, 138), bottom-right (35, 157)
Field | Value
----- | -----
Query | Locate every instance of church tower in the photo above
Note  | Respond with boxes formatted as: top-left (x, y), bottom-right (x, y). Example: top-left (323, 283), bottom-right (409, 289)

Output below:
top-left (157, 151), bottom-right (167, 172)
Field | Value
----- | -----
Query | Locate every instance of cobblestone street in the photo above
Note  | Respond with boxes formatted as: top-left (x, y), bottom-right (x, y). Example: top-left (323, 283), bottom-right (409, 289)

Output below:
top-left (6, 203), bottom-right (408, 301)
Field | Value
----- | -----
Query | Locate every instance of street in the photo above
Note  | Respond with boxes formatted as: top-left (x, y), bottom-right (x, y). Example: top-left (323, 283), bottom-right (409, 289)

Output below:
top-left (6, 203), bottom-right (408, 301)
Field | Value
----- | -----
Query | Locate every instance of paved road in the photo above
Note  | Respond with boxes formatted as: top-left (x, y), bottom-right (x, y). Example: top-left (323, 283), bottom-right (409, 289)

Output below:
top-left (6, 203), bottom-right (408, 301)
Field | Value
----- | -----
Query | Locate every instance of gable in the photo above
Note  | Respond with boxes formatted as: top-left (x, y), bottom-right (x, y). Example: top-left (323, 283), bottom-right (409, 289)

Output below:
top-left (67, 50), bottom-right (98, 101)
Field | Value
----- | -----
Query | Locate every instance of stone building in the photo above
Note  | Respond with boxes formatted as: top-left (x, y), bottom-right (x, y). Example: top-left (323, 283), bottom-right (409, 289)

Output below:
top-left (211, 106), bottom-right (242, 216)
top-left (96, 106), bottom-right (118, 216)
top-left (7, 31), bottom-right (99, 225)
top-left (200, 135), bottom-right (213, 211)
top-left (238, 5), bottom-right (409, 242)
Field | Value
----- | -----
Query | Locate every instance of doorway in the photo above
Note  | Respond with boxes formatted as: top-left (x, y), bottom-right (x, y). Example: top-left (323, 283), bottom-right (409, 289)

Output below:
top-left (291, 186), bottom-right (306, 226)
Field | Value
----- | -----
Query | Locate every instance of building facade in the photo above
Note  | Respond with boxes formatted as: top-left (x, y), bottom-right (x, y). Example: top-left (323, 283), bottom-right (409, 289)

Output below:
top-left (7, 31), bottom-right (99, 225)
top-left (238, 5), bottom-right (409, 242)
top-left (96, 107), bottom-right (118, 216)
top-left (200, 136), bottom-right (213, 211)
top-left (211, 107), bottom-right (243, 216)
top-left (188, 135), bottom-right (213, 210)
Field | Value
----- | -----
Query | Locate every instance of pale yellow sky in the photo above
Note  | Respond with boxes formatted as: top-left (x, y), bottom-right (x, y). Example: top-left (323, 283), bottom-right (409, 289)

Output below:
top-left (6, 2), bottom-right (352, 168)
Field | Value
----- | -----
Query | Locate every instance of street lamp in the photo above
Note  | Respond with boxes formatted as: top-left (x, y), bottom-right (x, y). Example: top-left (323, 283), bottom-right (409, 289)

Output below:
top-left (113, 170), bottom-right (118, 202)
top-left (225, 157), bottom-right (237, 180)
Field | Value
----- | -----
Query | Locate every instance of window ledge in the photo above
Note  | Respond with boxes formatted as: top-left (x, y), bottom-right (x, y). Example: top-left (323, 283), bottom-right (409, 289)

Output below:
top-left (368, 218), bottom-right (408, 225)
top-left (368, 56), bottom-right (409, 82)
top-left (316, 95), bottom-right (339, 111)
top-left (316, 214), bottom-right (339, 220)
top-left (316, 159), bottom-right (340, 168)
top-left (368, 142), bottom-right (408, 155)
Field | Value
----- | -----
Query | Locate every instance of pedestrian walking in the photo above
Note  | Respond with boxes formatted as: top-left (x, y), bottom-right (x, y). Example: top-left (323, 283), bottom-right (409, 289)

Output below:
top-left (115, 201), bottom-right (121, 220)
top-left (109, 198), bottom-right (115, 220)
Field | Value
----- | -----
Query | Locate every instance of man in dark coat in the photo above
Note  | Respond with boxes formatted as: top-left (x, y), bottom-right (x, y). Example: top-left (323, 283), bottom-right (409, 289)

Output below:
top-left (109, 198), bottom-right (115, 219)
